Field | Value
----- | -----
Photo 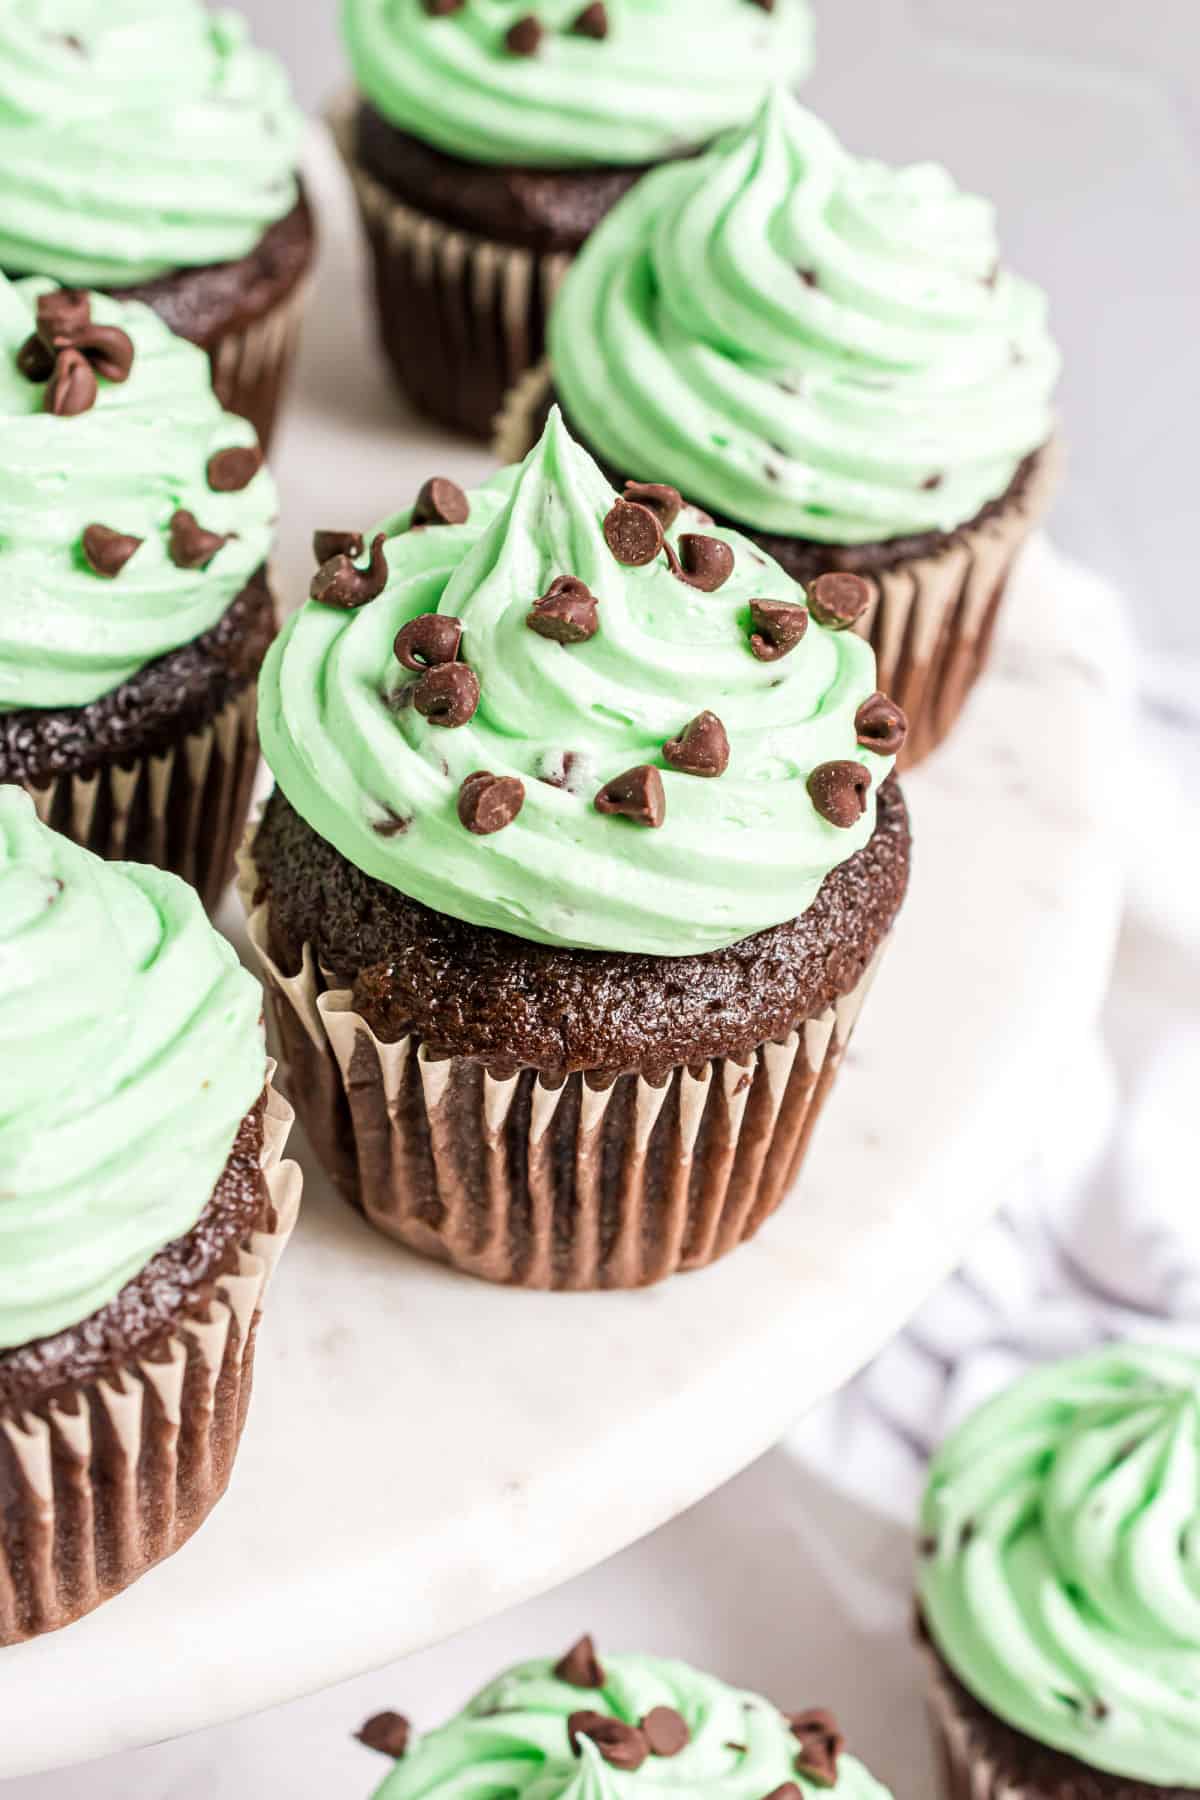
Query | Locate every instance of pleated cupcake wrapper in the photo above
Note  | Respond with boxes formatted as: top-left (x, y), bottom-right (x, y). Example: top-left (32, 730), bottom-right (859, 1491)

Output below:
top-left (921, 1638), bottom-right (1077, 1800)
top-left (21, 681), bottom-right (259, 915)
top-left (331, 105), bottom-right (572, 441)
top-left (206, 274), bottom-right (310, 452)
top-left (0, 1071), bottom-right (301, 1646)
top-left (238, 841), bottom-right (884, 1290)
top-left (496, 365), bottom-right (1062, 770)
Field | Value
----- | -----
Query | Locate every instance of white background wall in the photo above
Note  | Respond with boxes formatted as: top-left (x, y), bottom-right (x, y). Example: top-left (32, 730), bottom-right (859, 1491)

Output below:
top-left (240, 0), bottom-right (1200, 654)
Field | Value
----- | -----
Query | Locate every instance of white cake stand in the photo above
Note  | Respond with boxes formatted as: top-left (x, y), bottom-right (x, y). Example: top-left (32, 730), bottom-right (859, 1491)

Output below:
top-left (0, 130), bottom-right (1131, 1778)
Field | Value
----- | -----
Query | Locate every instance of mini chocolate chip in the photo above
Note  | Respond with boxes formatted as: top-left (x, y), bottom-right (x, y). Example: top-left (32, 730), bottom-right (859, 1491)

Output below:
top-left (36, 289), bottom-right (91, 346)
top-left (676, 533), bottom-right (735, 592)
top-left (76, 322), bottom-right (134, 384)
top-left (528, 575), bottom-right (599, 644)
top-left (960, 1520), bottom-right (977, 1549)
top-left (372, 807), bottom-right (412, 838)
top-left (506, 14), bottom-right (543, 55)
top-left (555, 1635), bottom-right (605, 1689)
top-left (168, 509), bottom-right (230, 571)
top-left (423, 0), bottom-right (464, 11)
top-left (395, 612), bottom-right (465, 671)
top-left (603, 498), bottom-right (663, 567)
top-left (918, 1534), bottom-right (938, 1559)
top-left (572, 1), bottom-right (609, 34)
top-left (807, 761), bottom-right (870, 828)
top-left (45, 347), bottom-right (97, 416)
top-left (16, 334), bottom-right (55, 382)
top-left (1092, 1698), bottom-right (1110, 1721)
top-left (311, 533), bottom-right (389, 608)
top-left (82, 523), bottom-right (143, 578)
top-left (663, 710), bottom-right (730, 778)
top-left (356, 1711), bottom-right (410, 1758)
top-left (624, 480), bottom-right (682, 529)
top-left (748, 0), bottom-right (776, 10)
top-left (413, 476), bottom-right (470, 527)
top-left (594, 764), bottom-right (666, 828)
top-left (789, 1711), bottom-right (844, 1789)
top-left (207, 445), bottom-right (263, 492)
top-left (567, 1712), bottom-right (648, 1772)
top-left (749, 598), bottom-right (808, 662)
top-left (313, 529), bottom-right (364, 566)
top-left (807, 571), bottom-right (871, 630)
top-left (762, 1788), bottom-right (803, 1800)
top-left (640, 1707), bottom-right (690, 1757)
top-left (921, 472), bottom-right (943, 491)
top-left (854, 692), bottom-right (908, 756)
top-left (798, 268), bottom-right (818, 287)
top-left (458, 770), bottom-right (524, 835)
top-left (414, 662), bottom-right (480, 728)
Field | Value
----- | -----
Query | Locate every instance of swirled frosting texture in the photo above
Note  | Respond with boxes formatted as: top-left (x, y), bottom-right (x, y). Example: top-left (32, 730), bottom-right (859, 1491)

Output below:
top-left (0, 789), bottom-right (265, 1350)
top-left (0, 0), bottom-right (303, 286)
top-left (551, 91), bottom-right (1059, 544)
top-left (342, 0), bottom-right (813, 169)
top-left (258, 411), bottom-right (894, 959)
top-left (373, 1650), bottom-right (891, 1800)
top-left (919, 1344), bottom-right (1200, 1785)
top-left (0, 273), bottom-right (277, 711)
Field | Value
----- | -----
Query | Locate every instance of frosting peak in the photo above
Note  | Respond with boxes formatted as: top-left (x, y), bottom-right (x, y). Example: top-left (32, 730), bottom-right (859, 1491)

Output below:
top-left (258, 410), bottom-right (897, 958)
top-left (550, 89), bottom-right (1059, 542)
top-left (0, 789), bottom-right (265, 1350)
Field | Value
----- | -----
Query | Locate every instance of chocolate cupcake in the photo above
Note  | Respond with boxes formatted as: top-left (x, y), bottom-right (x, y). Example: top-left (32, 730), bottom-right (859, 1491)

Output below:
top-left (917, 1345), bottom-right (1200, 1799)
top-left (0, 2), bottom-right (312, 446)
top-left (356, 1637), bottom-right (893, 1798)
top-left (0, 273), bottom-right (280, 907)
top-left (0, 791), bottom-right (300, 1643)
top-left (245, 409), bottom-right (910, 1290)
top-left (336, 0), bottom-right (813, 440)
top-left (504, 91), bottom-right (1061, 767)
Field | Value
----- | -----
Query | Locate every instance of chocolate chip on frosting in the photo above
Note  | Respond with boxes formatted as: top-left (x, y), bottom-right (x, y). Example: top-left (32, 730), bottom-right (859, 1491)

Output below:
top-left (749, 598), bottom-right (808, 662)
top-left (36, 289), bottom-right (92, 345)
top-left (808, 761), bottom-right (871, 828)
top-left (356, 1711), bottom-right (411, 1758)
top-left (595, 765), bottom-right (666, 828)
top-left (604, 498), bottom-right (663, 567)
top-left (674, 533), bottom-right (735, 592)
top-left (372, 807), bottom-right (412, 839)
top-left (555, 1634), bottom-right (606, 1689)
top-left (640, 1707), bottom-right (690, 1757)
top-left (807, 572), bottom-right (870, 631)
top-left (571, 1), bottom-right (609, 35)
top-left (45, 348), bottom-right (97, 417)
top-left (854, 692), bottom-right (908, 757)
top-left (505, 14), bottom-right (543, 55)
top-left (413, 661), bottom-right (480, 728)
top-left (663, 711), bottom-right (730, 778)
top-left (15, 334), bottom-right (54, 382)
top-left (207, 445), bottom-right (263, 492)
top-left (311, 532), bottom-right (389, 607)
top-left (624, 479), bottom-right (682, 529)
top-left (789, 1710), bottom-right (844, 1788)
top-left (527, 575), bottom-right (599, 644)
top-left (168, 509), bottom-right (230, 571)
top-left (423, 0), bottom-right (464, 12)
top-left (412, 476), bottom-right (470, 528)
top-left (761, 1788), bottom-right (804, 1800)
top-left (81, 524), bottom-right (143, 579)
top-left (395, 612), bottom-right (465, 671)
top-left (567, 1712), bottom-right (649, 1771)
top-left (458, 771), bottom-right (525, 835)
top-left (19, 290), bottom-right (134, 407)
top-left (313, 529), bottom-right (364, 566)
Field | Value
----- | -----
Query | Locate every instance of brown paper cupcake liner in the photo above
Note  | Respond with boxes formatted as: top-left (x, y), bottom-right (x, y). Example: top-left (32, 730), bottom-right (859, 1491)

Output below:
top-left (238, 841), bottom-right (885, 1290)
top-left (207, 276), bottom-right (310, 451)
top-left (496, 366), bottom-right (1062, 770)
top-left (332, 108), bottom-right (572, 442)
top-left (0, 1072), bottom-right (301, 1646)
top-left (21, 681), bottom-right (260, 914)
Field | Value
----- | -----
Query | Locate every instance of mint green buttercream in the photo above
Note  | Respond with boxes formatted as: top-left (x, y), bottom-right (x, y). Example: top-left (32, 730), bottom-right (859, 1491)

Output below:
top-left (919, 1344), bottom-right (1200, 1786)
top-left (0, 789), bottom-right (264, 1350)
top-left (0, 273), bottom-right (277, 712)
top-left (373, 1650), bottom-right (893, 1800)
top-left (258, 411), bottom-right (894, 959)
top-left (0, 1), bottom-right (302, 285)
top-left (551, 90), bottom-right (1059, 544)
top-left (342, 0), bottom-right (813, 168)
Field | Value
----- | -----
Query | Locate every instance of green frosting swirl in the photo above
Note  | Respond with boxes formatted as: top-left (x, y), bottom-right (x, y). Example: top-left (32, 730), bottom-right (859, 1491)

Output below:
top-left (258, 410), bottom-right (894, 959)
top-left (550, 90), bottom-right (1059, 544)
top-left (372, 1649), bottom-right (892, 1800)
top-left (0, 273), bottom-right (277, 712)
top-left (0, 788), bottom-right (265, 1351)
top-left (0, 1), bottom-right (303, 286)
top-left (919, 1344), bottom-right (1200, 1785)
top-left (342, 0), bottom-right (813, 169)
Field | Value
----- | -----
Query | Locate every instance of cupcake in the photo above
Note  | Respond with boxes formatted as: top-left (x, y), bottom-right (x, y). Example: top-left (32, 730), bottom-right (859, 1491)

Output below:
top-left (245, 408), bottom-right (910, 1290)
top-left (0, 272), bottom-right (280, 908)
top-left (917, 1344), bottom-right (1200, 1798)
top-left (0, 790), bottom-right (300, 1643)
top-left (356, 1636), bottom-right (894, 1799)
top-left (504, 90), bottom-right (1061, 767)
top-left (336, 0), bottom-right (814, 440)
top-left (0, 1), bottom-right (311, 447)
